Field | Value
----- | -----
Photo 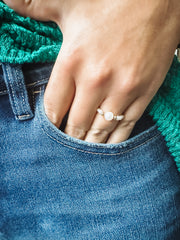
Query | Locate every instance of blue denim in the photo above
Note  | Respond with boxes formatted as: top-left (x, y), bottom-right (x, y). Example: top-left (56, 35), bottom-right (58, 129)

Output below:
top-left (0, 62), bottom-right (180, 240)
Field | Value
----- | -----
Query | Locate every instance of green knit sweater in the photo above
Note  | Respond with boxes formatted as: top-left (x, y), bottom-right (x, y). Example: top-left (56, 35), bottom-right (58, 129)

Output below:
top-left (0, 1), bottom-right (62, 63)
top-left (0, 1), bottom-right (180, 168)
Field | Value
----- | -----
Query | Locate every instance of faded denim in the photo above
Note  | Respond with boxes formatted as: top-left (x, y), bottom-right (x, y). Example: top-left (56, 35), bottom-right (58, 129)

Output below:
top-left (0, 63), bottom-right (180, 240)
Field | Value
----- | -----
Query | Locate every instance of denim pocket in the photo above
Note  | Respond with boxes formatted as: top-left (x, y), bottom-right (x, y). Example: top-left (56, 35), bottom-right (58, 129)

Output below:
top-left (2, 78), bottom-right (180, 240)
top-left (2, 64), bottom-right (180, 240)
top-left (36, 84), bottom-right (160, 156)
top-left (33, 84), bottom-right (180, 240)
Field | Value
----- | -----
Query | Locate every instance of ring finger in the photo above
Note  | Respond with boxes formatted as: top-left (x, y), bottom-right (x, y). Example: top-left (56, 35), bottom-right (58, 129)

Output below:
top-left (107, 96), bottom-right (152, 143)
top-left (84, 95), bottom-right (134, 143)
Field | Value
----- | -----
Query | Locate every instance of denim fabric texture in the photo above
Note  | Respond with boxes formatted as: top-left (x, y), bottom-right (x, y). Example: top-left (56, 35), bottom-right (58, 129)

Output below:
top-left (0, 63), bottom-right (180, 240)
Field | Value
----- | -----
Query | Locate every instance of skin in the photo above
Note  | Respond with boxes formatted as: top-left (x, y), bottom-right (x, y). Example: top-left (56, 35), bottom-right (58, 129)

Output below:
top-left (4, 0), bottom-right (180, 143)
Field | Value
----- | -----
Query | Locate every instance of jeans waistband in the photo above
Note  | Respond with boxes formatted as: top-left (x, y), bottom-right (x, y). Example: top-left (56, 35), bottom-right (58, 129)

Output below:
top-left (0, 62), bottom-right (53, 121)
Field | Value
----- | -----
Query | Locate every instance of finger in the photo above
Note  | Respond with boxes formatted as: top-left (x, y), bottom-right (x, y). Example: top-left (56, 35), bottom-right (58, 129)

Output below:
top-left (84, 94), bottom-right (134, 143)
top-left (44, 52), bottom-right (75, 128)
top-left (64, 85), bottom-right (105, 140)
top-left (107, 96), bottom-right (151, 143)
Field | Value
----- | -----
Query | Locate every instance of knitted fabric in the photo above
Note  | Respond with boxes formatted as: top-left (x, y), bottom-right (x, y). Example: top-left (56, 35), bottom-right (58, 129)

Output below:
top-left (0, 1), bottom-right (62, 63)
top-left (148, 57), bottom-right (180, 170)
top-left (0, 2), bottom-right (180, 168)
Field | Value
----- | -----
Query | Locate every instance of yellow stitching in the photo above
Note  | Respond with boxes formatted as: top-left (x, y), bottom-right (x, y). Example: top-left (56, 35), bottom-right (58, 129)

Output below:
top-left (18, 114), bottom-right (31, 119)
top-left (0, 80), bottom-right (47, 95)
top-left (33, 90), bottom-right (41, 94)
top-left (37, 86), bottom-right (160, 155)
top-left (0, 90), bottom-right (7, 94)
top-left (27, 79), bottom-right (49, 87)
top-left (40, 124), bottom-right (160, 156)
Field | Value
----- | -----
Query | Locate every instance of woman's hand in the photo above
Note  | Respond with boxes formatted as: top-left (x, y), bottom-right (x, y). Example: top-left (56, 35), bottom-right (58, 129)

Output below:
top-left (4, 0), bottom-right (180, 143)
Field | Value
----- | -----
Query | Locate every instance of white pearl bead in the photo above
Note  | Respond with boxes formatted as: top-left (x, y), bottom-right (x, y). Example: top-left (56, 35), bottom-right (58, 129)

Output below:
top-left (97, 108), bottom-right (104, 115)
top-left (116, 115), bottom-right (124, 121)
top-left (104, 112), bottom-right (114, 121)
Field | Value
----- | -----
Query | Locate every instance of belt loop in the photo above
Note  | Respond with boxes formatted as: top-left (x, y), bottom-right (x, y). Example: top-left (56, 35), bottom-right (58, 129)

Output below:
top-left (2, 63), bottom-right (34, 121)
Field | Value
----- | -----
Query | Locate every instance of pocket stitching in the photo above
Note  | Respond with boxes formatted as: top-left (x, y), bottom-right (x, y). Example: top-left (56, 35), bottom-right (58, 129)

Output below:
top-left (37, 87), bottom-right (160, 155)
top-left (39, 123), bottom-right (160, 155)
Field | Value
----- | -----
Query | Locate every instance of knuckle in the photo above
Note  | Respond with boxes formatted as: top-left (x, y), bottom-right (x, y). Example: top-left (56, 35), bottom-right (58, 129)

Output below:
top-left (121, 119), bottom-right (136, 129)
top-left (60, 59), bottom-right (73, 75)
top-left (65, 125), bottom-right (86, 139)
top-left (61, 47), bottom-right (81, 71)
top-left (120, 70), bottom-right (140, 94)
top-left (122, 79), bottom-right (137, 94)
top-left (60, 57), bottom-right (75, 73)
top-left (88, 128), bottom-right (109, 139)
top-left (88, 65), bottom-right (112, 89)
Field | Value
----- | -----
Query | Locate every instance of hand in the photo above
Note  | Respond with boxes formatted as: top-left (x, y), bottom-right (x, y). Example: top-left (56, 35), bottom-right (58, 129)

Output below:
top-left (5, 0), bottom-right (180, 143)
top-left (2, 0), bottom-right (62, 21)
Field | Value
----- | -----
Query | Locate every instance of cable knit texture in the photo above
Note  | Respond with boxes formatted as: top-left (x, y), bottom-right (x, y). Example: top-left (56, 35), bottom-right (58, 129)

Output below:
top-left (148, 57), bottom-right (180, 170)
top-left (0, 2), bottom-right (180, 169)
top-left (0, 1), bottom-right (62, 63)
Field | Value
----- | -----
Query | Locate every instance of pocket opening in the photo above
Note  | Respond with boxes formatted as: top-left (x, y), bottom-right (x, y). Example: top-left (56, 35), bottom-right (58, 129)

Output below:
top-left (36, 86), bottom-right (160, 155)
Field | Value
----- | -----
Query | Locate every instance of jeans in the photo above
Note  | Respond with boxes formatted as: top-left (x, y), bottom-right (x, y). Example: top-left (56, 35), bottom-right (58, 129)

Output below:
top-left (0, 62), bottom-right (180, 240)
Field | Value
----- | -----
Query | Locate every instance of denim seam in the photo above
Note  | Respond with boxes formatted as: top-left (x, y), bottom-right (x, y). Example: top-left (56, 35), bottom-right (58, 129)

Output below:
top-left (6, 65), bottom-right (20, 116)
top-left (15, 67), bottom-right (29, 116)
top-left (33, 90), bottom-right (41, 94)
top-left (40, 86), bottom-right (158, 150)
top-left (17, 114), bottom-right (31, 119)
top-left (40, 124), bottom-right (160, 155)
top-left (32, 88), bottom-right (36, 114)
top-left (42, 112), bottom-right (158, 150)
top-left (0, 90), bottom-right (7, 94)
top-left (43, 118), bottom-right (158, 149)
top-left (0, 79), bottom-right (49, 96)
top-left (38, 88), bottom-right (160, 156)
top-left (27, 79), bottom-right (49, 88)
top-left (37, 86), bottom-right (160, 155)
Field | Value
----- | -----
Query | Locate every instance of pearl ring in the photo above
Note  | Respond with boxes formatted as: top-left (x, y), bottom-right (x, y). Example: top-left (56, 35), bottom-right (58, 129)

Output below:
top-left (97, 108), bottom-right (124, 121)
